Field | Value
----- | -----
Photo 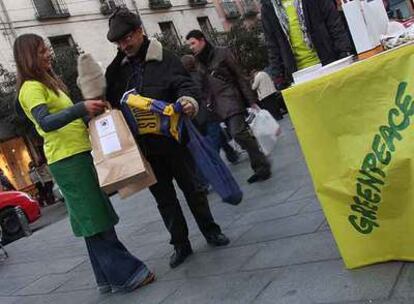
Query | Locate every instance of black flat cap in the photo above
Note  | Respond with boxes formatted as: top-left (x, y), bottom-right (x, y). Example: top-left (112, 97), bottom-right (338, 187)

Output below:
top-left (107, 7), bottom-right (142, 42)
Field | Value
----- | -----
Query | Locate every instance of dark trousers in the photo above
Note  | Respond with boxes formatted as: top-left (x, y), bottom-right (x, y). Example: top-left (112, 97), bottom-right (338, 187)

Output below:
top-left (225, 114), bottom-right (270, 173)
top-left (147, 144), bottom-right (222, 247)
top-left (36, 181), bottom-right (55, 206)
top-left (205, 122), bottom-right (239, 160)
top-left (258, 93), bottom-right (284, 121)
top-left (85, 228), bottom-right (149, 289)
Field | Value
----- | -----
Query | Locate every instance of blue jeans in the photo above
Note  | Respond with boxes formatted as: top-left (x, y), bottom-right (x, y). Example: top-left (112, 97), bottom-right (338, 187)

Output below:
top-left (205, 122), bottom-right (222, 153)
top-left (85, 228), bottom-right (149, 291)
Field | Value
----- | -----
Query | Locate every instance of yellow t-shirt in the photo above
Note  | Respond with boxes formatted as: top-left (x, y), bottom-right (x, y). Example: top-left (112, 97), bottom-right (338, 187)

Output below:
top-left (19, 80), bottom-right (91, 164)
top-left (282, 0), bottom-right (320, 70)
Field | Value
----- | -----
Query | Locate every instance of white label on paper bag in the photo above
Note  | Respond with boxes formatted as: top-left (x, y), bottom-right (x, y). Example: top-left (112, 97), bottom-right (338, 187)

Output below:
top-left (100, 133), bottom-right (122, 155)
top-left (95, 116), bottom-right (116, 138)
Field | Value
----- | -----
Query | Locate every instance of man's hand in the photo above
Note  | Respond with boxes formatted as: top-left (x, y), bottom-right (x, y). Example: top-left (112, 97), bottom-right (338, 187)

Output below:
top-left (182, 101), bottom-right (196, 117)
top-left (251, 103), bottom-right (261, 111)
top-left (84, 100), bottom-right (106, 117)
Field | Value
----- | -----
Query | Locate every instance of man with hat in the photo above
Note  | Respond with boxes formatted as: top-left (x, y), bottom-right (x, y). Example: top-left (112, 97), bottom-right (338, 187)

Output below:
top-left (105, 8), bottom-right (230, 269)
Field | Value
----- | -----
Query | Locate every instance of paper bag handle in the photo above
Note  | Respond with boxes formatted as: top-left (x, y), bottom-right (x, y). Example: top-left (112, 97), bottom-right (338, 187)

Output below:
top-left (104, 101), bottom-right (113, 112)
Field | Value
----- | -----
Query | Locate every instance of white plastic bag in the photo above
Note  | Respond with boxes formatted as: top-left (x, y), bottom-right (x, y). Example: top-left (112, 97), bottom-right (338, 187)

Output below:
top-left (247, 109), bottom-right (280, 155)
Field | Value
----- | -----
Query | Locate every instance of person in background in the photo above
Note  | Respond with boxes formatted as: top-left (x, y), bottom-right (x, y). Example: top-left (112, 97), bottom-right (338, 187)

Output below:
top-left (28, 162), bottom-right (46, 206)
top-left (105, 8), bottom-right (230, 269)
top-left (251, 69), bottom-right (284, 121)
top-left (37, 162), bottom-right (55, 205)
top-left (261, 0), bottom-right (353, 90)
top-left (15, 33), bottom-right (154, 294)
top-left (0, 169), bottom-right (16, 191)
top-left (186, 30), bottom-right (271, 184)
top-left (29, 162), bottom-right (55, 206)
top-left (181, 54), bottom-right (240, 164)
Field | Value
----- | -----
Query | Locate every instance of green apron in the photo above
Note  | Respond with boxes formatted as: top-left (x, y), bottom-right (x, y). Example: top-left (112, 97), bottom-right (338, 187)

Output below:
top-left (49, 152), bottom-right (119, 237)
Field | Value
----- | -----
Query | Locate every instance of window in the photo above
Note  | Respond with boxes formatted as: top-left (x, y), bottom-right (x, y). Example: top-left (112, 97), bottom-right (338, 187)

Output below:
top-left (189, 0), bottom-right (207, 6)
top-left (197, 17), bottom-right (213, 36)
top-left (159, 21), bottom-right (181, 46)
top-left (99, 0), bottom-right (126, 15)
top-left (149, 0), bottom-right (172, 9)
top-left (49, 35), bottom-right (75, 49)
top-left (220, 0), bottom-right (240, 19)
top-left (33, 0), bottom-right (70, 20)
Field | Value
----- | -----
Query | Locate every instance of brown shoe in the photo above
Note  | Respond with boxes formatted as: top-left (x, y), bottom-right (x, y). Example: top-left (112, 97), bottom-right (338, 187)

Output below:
top-left (138, 271), bottom-right (156, 288)
top-left (121, 271), bottom-right (155, 293)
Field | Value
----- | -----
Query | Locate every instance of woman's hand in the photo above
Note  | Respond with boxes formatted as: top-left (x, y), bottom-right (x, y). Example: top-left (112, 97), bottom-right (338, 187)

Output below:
top-left (84, 100), bottom-right (106, 117)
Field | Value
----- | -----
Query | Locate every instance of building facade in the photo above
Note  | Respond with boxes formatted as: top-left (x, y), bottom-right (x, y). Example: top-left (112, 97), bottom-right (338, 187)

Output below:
top-left (212, 0), bottom-right (260, 31)
top-left (0, 0), bottom-right (224, 69)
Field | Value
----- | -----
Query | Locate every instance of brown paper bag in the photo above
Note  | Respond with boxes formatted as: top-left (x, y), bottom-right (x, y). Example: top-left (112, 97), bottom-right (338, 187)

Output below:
top-left (89, 109), bottom-right (156, 198)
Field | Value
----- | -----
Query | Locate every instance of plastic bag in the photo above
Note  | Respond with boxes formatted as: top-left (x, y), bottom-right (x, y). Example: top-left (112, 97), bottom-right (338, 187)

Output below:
top-left (185, 119), bottom-right (243, 205)
top-left (247, 109), bottom-right (280, 156)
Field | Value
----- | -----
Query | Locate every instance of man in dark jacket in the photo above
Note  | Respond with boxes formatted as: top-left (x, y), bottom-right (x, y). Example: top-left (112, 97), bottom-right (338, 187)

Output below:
top-left (261, 0), bottom-right (353, 89)
top-left (181, 54), bottom-right (240, 163)
top-left (105, 8), bottom-right (229, 269)
top-left (186, 30), bottom-right (271, 184)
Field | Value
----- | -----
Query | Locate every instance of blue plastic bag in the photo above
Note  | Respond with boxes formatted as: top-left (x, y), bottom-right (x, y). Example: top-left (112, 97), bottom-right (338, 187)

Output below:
top-left (184, 119), bottom-right (243, 205)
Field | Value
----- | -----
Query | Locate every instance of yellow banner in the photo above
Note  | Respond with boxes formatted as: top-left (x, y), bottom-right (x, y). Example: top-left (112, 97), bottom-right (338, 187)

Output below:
top-left (283, 44), bottom-right (414, 269)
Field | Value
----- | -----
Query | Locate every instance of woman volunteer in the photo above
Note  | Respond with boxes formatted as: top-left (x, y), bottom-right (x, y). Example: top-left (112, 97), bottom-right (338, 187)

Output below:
top-left (14, 33), bottom-right (154, 294)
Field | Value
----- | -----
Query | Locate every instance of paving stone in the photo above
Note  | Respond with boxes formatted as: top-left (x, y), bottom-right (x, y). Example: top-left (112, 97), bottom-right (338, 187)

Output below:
top-left (253, 260), bottom-right (402, 304)
top-left (10, 289), bottom-right (108, 304)
top-left (53, 270), bottom-right (97, 293)
top-left (127, 240), bottom-right (171, 261)
top-left (162, 244), bottom-right (261, 281)
top-left (0, 275), bottom-right (40, 296)
top-left (189, 224), bottom-right (257, 253)
top-left (392, 263), bottom-right (414, 299)
top-left (162, 271), bottom-right (278, 304)
top-left (13, 273), bottom-right (73, 296)
top-left (287, 184), bottom-right (317, 202)
top-left (243, 231), bottom-right (340, 270)
top-left (316, 219), bottom-right (330, 231)
top-left (100, 280), bottom-right (184, 304)
top-left (1, 257), bottom-right (86, 279)
top-left (345, 298), bottom-right (414, 304)
top-left (230, 200), bottom-right (306, 227)
top-left (238, 189), bottom-right (298, 212)
top-left (235, 212), bottom-right (326, 245)
top-left (297, 196), bottom-right (323, 214)
top-left (143, 258), bottom-right (174, 280)
top-left (0, 297), bottom-right (19, 304)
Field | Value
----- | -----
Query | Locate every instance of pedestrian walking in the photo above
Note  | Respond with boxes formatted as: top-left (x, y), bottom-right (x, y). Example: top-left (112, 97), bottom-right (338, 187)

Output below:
top-left (105, 8), bottom-right (230, 269)
top-left (28, 162), bottom-right (55, 206)
top-left (251, 70), bottom-right (284, 121)
top-left (15, 33), bottom-right (154, 294)
top-left (261, 0), bottom-right (353, 90)
top-left (181, 54), bottom-right (240, 163)
top-left (186, 30), bottom-right (271, 183)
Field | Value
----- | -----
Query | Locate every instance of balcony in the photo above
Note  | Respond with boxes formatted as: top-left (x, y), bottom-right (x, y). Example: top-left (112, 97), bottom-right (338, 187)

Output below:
top-left (100, 0), bottom-right (126, 15)
top-left (241, 0), bottom-right (258, 17)
top-left (189, 0), bottom-right (208, 6)
top-left (33, 0), bottom-right (70, 20)
top-left (221, 1), bottom-right (241, 19)
top-left (149, 0), bottom-right (172, 9)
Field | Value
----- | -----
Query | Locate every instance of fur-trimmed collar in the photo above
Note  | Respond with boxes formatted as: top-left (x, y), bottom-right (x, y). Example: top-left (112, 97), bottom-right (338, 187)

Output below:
top-left (145, 39), bottom-right (163, 62)
top-left (121, 38), bottom-right (163, 66)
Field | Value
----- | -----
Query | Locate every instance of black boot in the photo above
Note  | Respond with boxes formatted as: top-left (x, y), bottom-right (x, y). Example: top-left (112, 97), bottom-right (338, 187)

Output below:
top-left (169, 243), bottom-right (193, 268)
top-left (247, 170), bottom-right (271, 184)
top-left (206, 233), bottom-right (230, 247)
